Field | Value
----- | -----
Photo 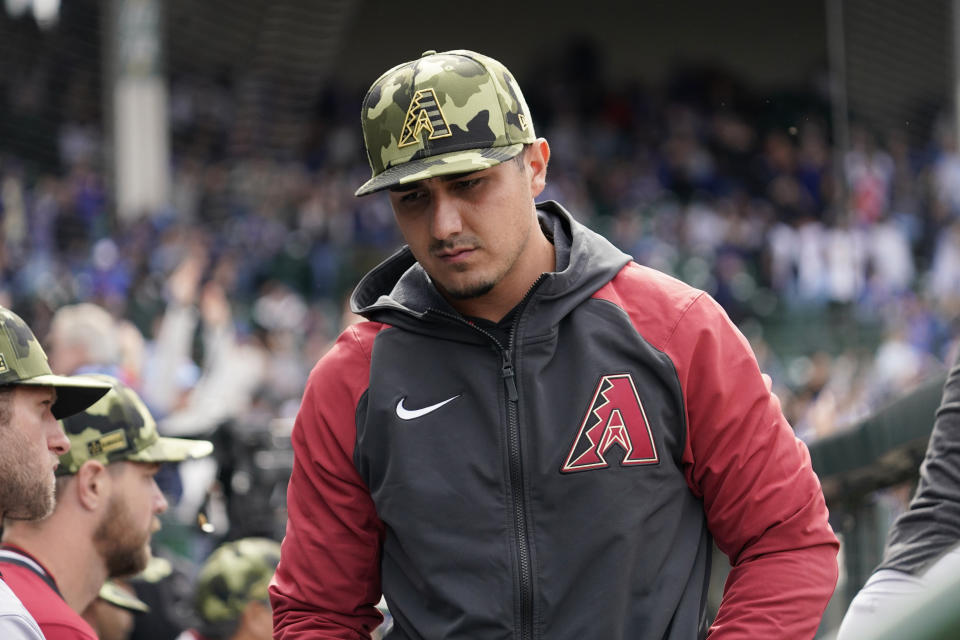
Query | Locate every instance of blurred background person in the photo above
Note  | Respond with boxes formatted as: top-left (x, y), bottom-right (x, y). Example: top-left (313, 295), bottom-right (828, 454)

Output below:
top-left (176, 537), bottom-right (280, 640)
top-left (45, 302), bottom-right (122, 379)
top-left (835, 344), bottom-right (960, 638)
top-left (81, 579), bottom-right (150, 640)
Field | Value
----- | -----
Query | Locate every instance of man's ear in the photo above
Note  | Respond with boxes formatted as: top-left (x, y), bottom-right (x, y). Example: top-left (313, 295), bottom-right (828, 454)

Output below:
top-left (73, 460), bottom-right (109, 511)
top-left (526, 138), bottom-right (551, 198)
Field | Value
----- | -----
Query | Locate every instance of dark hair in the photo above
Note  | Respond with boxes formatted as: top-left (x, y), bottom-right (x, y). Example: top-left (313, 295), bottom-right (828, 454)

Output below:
top-left (512, 143), bottom-right (531, 170)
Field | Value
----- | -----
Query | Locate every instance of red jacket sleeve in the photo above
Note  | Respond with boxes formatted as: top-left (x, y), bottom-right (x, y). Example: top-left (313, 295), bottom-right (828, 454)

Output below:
top-left (665, 292), bottom-right (839, 639)
top-left (269, 322), bottom-right (386, 639)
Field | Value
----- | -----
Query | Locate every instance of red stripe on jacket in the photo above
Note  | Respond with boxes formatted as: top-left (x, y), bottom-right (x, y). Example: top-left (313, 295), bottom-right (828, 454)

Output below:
top-left (270, 321), bottom-right (387, 639)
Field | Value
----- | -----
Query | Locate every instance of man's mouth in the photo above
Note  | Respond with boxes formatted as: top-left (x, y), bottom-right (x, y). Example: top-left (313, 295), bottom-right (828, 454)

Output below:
top-left (436, 246), bottom-right (476, 261)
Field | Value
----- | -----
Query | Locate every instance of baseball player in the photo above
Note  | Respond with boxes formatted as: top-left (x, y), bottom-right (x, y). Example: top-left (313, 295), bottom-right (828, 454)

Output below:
top-left (0, 305), bottom-right (110, 640)
top-left (1, 374), bottom-right (213, 640)
top-left (270, 49), bottom-right (839, 639)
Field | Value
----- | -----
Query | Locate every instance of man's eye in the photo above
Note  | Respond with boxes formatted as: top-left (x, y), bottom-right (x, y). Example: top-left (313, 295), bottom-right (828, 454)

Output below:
top-left (455, 178), bottom-right (482, 191)
top-left (400, 191), bottom-right (427, 203)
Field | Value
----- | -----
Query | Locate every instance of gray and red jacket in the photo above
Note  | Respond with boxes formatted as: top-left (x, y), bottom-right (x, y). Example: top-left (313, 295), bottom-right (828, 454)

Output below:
top-left (270, 202), bottom-right (839, 639)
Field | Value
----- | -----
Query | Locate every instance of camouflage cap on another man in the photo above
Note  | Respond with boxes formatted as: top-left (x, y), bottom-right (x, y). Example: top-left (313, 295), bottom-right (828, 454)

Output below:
top-left (57, 374), bottom-right (213, 475)
top-left (0, 306), bottom-right (111, 419)
top-left (356, 49), bottom-right (536, 196)
top-left (96, 579), bottom-right (150, 613)
top-left (194, 537), bottom-right (281, 638)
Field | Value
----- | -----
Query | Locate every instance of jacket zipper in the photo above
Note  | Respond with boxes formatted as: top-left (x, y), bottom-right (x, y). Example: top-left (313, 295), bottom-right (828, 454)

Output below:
top-left (428, 274), bottom-right (546, 640)
top-left (501, 346), bottom-right (532, 640)
top-left (503, 274), bottom-right (546, 640)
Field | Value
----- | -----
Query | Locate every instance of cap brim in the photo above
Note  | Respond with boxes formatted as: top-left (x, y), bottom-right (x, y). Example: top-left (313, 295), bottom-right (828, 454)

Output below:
top-left (15, 374), bottom-right (113, 419)
top-left (126, 435), bottom-right (214, 464)
top-left (98, 580), bottom-right (151, 613)
top-left (355, 143), bottom-right (525, 196)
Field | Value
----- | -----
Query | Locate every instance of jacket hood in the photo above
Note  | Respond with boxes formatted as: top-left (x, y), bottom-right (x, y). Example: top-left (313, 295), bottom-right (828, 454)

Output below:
top-left (350, 201), bottom-right (631, 338)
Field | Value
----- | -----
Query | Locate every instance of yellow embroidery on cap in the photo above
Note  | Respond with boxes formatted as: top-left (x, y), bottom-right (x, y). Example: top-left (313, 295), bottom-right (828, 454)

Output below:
top-left (518, 113), bottom-right (527, 131)
top-left (87, 429), bottom-right (128, 456)
top-left (398, 88), bottom-right (453, 148)
top-left (0, 353), bottom-right (7, 373)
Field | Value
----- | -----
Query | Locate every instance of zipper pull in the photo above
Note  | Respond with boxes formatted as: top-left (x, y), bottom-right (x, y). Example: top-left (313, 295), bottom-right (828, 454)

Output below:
top-left (501, 349), bottom-right (518, 402)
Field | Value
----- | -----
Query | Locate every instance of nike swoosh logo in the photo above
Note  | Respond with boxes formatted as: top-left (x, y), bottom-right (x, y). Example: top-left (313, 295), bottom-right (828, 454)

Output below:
top-left (396, 395), bottom-right (460, 420)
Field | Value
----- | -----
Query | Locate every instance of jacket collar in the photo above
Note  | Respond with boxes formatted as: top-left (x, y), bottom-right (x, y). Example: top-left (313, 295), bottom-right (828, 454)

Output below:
top-left (350, 201), bottom-right (631, 332)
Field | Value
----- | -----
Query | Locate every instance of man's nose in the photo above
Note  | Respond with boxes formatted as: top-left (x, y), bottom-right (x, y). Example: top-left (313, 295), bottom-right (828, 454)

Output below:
top-left (48, 420), bottom-right (70, 456)
top-left (430, 192), bottom-right (464, 239)
top-left (153, 482), bottom-right (169, 514)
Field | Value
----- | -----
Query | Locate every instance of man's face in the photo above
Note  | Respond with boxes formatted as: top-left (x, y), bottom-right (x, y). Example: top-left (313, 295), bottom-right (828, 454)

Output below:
top-left (387, 147), bottom-right (547, 306)
top-left (0, 386), bottom-right (70, 520)
top-left (94, 461), bottom-right (168, 577)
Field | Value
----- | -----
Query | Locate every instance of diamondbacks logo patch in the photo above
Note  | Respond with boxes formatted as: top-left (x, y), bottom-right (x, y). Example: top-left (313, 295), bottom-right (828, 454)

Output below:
top-left (398, 88), bottom-right (453, 148)
top-left (561, 373), bottom-right (659, 473)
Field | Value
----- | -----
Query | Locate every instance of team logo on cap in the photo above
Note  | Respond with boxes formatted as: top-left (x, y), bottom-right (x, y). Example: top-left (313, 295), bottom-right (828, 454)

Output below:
top-left (561, 373), bottom-right (659, 473)
top-left (398, 88), bottom-right (452, 148)
top-left (86, 428), bottom-right (129, 457)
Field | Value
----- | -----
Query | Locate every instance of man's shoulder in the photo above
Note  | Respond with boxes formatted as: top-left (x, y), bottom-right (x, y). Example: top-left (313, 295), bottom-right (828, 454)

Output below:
top-left (608, 261), bottom-right (703, 302)
top-left (0, 563), bottom-right (96, 640)
top-left (591, 261), bottom-right (706, 349)
top-left (0, 578), bottom-right (45, 640)
top-left (0, 615), bottom-right (46, 640)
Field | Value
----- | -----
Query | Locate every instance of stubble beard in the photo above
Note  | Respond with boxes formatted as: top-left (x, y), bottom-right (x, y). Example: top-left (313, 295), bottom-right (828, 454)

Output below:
top-left (443, 278), bottom-right (496, 300)
top-left (431, 242), bottom-right (519, 302)
top-left (0, 432), bottom-right (56, 521)
top-left (94, 496), bottom-right (152, 578)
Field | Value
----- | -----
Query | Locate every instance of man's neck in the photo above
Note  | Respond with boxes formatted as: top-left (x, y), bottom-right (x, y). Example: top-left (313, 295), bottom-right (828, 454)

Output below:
top-left (2, 522), bottom-right (107, 614)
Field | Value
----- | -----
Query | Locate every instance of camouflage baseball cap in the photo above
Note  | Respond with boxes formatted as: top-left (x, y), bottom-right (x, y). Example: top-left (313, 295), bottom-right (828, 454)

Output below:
top-left (57, 374), bottom-right (213, 475)
top-left (194, 537), bottom-right (281, 637)
top-left (0, 306), bottom-right (111, 419)
top-left (355, 49), bottom-right (536, 196)
top-left (97, 579), bottom-right (150, 613)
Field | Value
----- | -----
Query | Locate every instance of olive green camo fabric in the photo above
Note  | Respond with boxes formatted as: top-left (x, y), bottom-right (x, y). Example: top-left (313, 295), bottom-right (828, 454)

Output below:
top-left (356, 49), bottom-right (536, 195)
top-left (0, 308), bottom-right (55, 386)
top-left (97, 579), bottom-right (150, 613)
top-left (194, 537), bottom-right (281, 637)
top-left (0, 306), bottom-right (110, 418)
top-left (57, 373), bottom-right (212, 474)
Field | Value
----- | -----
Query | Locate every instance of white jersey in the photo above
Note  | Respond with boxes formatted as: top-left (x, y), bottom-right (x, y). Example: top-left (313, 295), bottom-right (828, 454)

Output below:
top-left (0, 577), bottom-right (45, 640)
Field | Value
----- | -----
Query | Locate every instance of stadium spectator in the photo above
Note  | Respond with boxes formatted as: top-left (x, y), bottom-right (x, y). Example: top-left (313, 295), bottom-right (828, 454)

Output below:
top-left (46, 302), bottom-right (122, 378)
